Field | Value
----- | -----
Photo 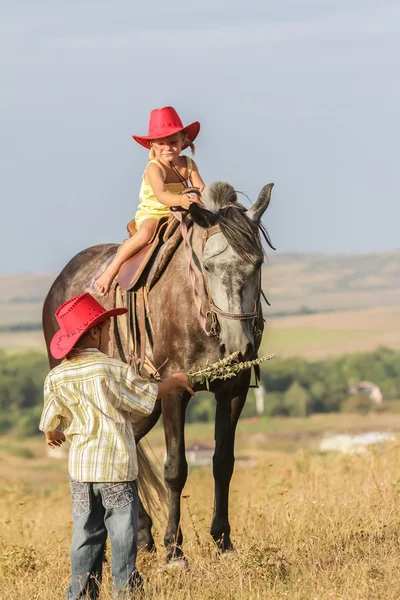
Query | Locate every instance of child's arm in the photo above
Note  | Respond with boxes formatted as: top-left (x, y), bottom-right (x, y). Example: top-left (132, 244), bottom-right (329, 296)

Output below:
top-left (120, 366), bottom-right (160, 415)
top-left (120, 367), bottom-right (195, 416)
top-left (189, 159), bottom-right (205, 193)
top-left (146, 162), bottom-right (201, 209)
top-left (39, 378), bottom-right (70, 446)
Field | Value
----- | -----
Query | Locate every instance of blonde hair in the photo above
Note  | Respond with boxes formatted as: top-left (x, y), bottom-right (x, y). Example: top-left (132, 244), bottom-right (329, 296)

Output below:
top-left (148, 133), bottom-right (196, 159)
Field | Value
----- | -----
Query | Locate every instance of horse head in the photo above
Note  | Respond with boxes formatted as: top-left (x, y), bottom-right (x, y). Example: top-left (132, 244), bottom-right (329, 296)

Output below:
top-left (189, 182), bottom-right (274, 359)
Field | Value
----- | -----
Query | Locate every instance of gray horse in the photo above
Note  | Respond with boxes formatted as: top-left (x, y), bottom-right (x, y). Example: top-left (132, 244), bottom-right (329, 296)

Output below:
top-left (42, 181), bottom-right (274, 564)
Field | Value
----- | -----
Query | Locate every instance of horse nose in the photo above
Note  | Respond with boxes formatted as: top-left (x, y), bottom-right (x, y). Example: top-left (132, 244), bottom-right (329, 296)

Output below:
top-left (219, 331), bottom-right (254, 358)
top-left (219, 342), bottom-right (254, 360)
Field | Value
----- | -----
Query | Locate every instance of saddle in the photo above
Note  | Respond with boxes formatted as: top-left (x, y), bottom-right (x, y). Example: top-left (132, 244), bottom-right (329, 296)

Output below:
top-left (109, 212), bottom-right (193, 378)
top-left (117, 214), bottom-right (182, 292)
top-left (118, 188), bottom-right (201, 292)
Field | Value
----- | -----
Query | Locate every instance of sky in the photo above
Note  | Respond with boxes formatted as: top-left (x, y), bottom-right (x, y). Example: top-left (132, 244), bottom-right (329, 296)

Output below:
top-left (1, 0), bottom-right (399, 274)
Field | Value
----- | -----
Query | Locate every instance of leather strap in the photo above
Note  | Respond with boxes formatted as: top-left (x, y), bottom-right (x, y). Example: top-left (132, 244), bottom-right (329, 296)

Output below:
top-left (109, 284), bottom-right (127, 363)
top-left (203, 224), bottom-right (221, 241)
top-left (107, 281), bottom-right (117, 358)
top-left (136, 288), bottom-right (147, 373)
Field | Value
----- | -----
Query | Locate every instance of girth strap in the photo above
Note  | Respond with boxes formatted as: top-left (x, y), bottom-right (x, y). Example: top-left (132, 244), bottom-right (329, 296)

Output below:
top-left (136, 288), bottom-right (147, 373)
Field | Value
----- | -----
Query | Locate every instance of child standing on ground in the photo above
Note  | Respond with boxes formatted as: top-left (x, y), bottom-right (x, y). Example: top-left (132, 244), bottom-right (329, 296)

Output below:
top-left (39, 292), bottom-right (194, 599)
top-left (94, 106), bottom-right (205, 296)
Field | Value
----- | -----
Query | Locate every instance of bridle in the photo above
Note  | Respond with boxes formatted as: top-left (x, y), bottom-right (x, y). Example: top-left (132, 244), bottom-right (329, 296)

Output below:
top-left (201, 224), bottom-right (261, 324)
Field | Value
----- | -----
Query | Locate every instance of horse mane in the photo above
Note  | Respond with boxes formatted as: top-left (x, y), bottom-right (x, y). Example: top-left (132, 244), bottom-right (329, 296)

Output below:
top-left (201, 182), bottom-right (275, 260)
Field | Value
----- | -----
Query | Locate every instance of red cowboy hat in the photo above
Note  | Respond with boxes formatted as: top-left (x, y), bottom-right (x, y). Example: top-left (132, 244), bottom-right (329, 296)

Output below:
top-left (132, 106), bottom-right (200, 150)
top-left (50, 292), bottom-right (127, 360)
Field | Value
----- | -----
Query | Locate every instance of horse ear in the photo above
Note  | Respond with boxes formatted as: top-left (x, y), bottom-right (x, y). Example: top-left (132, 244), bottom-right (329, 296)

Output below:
top-left (246, 183), bottom-right (274, 222)
top-left (189, 204), bottom-right (219, 228)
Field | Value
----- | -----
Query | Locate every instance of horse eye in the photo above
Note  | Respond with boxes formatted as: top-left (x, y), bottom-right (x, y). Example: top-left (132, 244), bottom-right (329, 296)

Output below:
top-left (204, 263), bottom-right (210, 272)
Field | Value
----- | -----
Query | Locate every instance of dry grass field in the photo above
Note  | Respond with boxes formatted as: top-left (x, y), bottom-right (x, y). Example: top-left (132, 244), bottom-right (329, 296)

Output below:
top-left (1, 415), bottom-right (400, 599)
top-left (262, 304), bottom-right (400, 359)
top-left (1, 251), bottom-right (400, 598)
top-left (1, 419), bottom-right (400, 599)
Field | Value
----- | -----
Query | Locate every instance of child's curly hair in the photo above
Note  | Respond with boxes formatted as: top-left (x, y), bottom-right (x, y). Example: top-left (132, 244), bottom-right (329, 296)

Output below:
top-left (149, 133), bottom-right (195, 159)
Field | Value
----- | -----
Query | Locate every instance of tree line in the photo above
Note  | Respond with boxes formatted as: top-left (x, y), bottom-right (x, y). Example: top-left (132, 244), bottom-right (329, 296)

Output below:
top-left (0, 347), bottom-right (399, 435)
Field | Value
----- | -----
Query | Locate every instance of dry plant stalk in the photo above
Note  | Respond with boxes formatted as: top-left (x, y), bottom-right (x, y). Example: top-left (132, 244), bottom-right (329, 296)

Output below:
top-left (188, 351), bottom-right (275, 389)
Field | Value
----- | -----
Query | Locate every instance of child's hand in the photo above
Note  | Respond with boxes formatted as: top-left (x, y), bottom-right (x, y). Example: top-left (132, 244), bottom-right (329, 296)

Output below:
top-left (157, 373), bottom-right (195, 399)
top-left (180, 194), bottom-right (202, 210)
top-left (45, 430), bottom-right (66, 449)
top-left (171, 373), bottom-right (195, 397)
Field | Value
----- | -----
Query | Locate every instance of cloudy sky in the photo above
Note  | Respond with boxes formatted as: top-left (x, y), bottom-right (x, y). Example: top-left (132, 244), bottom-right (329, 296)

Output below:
top-left (1, 0), bottom-right (399, 274)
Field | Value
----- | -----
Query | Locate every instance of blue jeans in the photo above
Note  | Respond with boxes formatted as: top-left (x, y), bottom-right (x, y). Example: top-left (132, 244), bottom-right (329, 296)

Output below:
top-left (66, 479), bottom-right (142, 600)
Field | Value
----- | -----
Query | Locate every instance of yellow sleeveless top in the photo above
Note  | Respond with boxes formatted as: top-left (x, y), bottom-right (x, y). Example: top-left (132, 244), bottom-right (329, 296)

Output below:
top-left (135, 157), bottom-right (193, 228)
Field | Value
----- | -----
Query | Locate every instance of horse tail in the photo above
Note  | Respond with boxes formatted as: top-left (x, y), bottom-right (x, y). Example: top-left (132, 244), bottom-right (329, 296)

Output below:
top-left (137, 440), bottom-right (167, 516)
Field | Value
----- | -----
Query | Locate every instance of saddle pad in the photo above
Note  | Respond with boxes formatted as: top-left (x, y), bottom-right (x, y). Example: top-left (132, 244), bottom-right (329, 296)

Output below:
top-left (146, 216), bottom-right (192, 291)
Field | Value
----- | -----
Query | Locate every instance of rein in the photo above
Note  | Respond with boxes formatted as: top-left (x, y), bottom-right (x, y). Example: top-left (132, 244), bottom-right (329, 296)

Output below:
top-left (171, 205), bottom-right (218, 336)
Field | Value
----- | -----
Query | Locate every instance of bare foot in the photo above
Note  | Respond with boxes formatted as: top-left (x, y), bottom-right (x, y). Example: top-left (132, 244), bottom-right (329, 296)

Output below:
top-left (93, 269), bottom-right (114, 296)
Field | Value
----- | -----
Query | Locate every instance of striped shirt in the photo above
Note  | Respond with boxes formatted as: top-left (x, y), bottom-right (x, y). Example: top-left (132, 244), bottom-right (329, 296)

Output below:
top-left (39, 348), bottom-right (158, 482)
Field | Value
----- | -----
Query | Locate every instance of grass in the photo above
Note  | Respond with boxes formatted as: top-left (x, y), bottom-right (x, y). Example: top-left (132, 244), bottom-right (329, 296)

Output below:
top-left (1, 440), bottom-right (400, 599)
top-left (2, 414), bottom-right (400, 597)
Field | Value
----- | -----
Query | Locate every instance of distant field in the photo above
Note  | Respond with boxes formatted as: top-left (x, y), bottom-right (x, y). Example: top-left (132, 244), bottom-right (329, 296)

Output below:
top-left (2, 249), bottom-right (400, 316)
top-left (0, 302), bottom-right (42, 327)
top-left (0, 274), bottom-right (54, 303)
top-left (0, 330), bottom-right (46, 352)
top-left (263, 326), bottom-right (373, 356)
top-left (263, 305), bottom-right (400, 358)
top-left (262, 249), bottom-right (400, 313)
top-left (2, 304), bottom-right (400, 358)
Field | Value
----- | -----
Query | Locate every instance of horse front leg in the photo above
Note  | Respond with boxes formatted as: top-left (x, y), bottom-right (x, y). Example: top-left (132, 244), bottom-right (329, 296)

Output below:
top-left (211, 372), bottom-right (250, 552)
top-left (162, 390), bottom-right (190, 564)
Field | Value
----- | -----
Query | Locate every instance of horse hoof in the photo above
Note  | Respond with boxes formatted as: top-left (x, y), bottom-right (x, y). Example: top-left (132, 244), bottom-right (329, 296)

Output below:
top-left (216, 547), bottom-right (235, 560)
top-left (214, 540), bottom-right (235, 559)
top-left (158, 557), bottom-right (190, 574)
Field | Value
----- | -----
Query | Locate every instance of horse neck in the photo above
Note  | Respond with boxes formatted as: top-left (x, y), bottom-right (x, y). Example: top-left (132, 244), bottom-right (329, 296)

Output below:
top-left (148, 222), bottom-right (210, 333)
top-left (146, 222), bottom-right (221, 373)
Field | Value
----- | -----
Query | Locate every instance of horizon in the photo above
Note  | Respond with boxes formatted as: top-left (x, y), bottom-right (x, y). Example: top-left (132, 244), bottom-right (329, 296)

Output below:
top-left (2, 246), bottom-right (400, 277)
